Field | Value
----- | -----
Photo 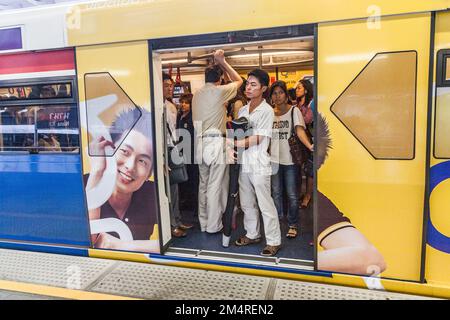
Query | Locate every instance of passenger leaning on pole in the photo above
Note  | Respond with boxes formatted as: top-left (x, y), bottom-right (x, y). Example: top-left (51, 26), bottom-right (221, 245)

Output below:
top-left (192, 50), bottom-right (243, 233)
top-left (231, 69), bottom-right (282, 256)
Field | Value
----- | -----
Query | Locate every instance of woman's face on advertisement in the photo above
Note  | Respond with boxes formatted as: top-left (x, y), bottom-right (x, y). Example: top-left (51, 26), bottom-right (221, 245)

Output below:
top-left (115, 130), bottom-right (153, 194)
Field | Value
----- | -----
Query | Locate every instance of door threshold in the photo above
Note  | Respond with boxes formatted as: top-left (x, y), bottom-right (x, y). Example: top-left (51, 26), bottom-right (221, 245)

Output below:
top-left (166, 247), bottom-right (314, 271)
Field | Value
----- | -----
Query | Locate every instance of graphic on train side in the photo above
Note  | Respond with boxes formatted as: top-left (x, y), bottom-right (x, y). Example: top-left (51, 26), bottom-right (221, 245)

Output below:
top-left (0, 0), bottom-right (449, 299)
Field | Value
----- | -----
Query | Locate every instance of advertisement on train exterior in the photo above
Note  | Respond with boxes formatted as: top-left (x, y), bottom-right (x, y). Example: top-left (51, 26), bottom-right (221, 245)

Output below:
top-left (316, 14), bottom-right (432, 282)
top-left (76, 44), bottom-right (160, 254)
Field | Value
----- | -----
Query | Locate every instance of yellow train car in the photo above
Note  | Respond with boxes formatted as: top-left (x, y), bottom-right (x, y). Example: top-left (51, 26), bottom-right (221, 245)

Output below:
top-left (0, 0), bottom-right (449, 299)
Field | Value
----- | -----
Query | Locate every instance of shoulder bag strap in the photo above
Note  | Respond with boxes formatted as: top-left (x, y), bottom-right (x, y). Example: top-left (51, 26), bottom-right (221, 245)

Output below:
top-left (166, 123), bottom-right (178, 146)
top-left (290, 106), bottom-right (296, 138)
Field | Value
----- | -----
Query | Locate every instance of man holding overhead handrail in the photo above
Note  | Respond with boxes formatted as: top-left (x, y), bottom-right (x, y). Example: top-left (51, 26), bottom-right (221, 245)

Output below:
top-left (192, 50), bottom-right (243, 234)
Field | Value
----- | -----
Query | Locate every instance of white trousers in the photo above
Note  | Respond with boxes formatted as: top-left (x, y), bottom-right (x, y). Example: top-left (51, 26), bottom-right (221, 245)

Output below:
top-left (198, 162), bottom-right (229, 232)
top-left (239, 171), bottom-right (281, 246)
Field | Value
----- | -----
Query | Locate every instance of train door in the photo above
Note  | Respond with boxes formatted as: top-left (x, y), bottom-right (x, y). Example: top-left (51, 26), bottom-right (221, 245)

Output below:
top-left (316, 13), bottom-right (432, 281)
top-left (425, 10), bottom-right (450, 286)
top-left (150, 54), bottom-right (173, 251)
top-left (150, 26), bottom-right (317, 270)
top-left (76, 41), bottom-right (164, 254)
top-left (0, 49), bottom-right (90, 248)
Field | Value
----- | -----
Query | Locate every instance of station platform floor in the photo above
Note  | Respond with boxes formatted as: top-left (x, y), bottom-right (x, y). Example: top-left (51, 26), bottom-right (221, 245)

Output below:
top-left (0, 248), bottom-right (439, 300)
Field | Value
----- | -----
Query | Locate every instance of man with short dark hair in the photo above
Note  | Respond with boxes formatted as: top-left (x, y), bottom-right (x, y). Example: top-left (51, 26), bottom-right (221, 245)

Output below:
top-left (232, 69), bottom-right (282, 256)
top-left (192, 50), bottom-right (243, 233)
top-left (204, 65), bottom-right (223, 83)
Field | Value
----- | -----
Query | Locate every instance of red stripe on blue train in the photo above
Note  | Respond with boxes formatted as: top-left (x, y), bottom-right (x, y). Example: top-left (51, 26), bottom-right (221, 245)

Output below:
top-left (0, 49), bottom-right (75, 75)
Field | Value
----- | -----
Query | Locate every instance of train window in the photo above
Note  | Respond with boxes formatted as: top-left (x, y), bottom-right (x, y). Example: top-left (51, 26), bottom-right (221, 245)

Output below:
top-left (434, 87), bottom-right (450, 158)
top-left (0, 27), bottom-right (22, 51)
top-left (0, 106), bottom-right (35, 151)
top-left (434, 50), bottom-right (450, 158)
top-left (0, 83), bottom-right (72, 101)
top-left (437, 50), bottom-right (450, 87)
top-left (0, 105), bottom-right (79, 152)
top-left (331, 51), bottom-right (417, 159)
top-left (84, 72), bottom-right (141, 157)
top-left (446, 57), bottom-right (450, 81)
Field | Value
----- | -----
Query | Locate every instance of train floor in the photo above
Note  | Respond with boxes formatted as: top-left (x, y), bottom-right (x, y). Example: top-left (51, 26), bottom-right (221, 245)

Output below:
top-left (170, 204), bottom-right (314, 261)
top-left (0, 248), bottom-right (438, 300)
top-left (172, 176), bottom-right (315, 262)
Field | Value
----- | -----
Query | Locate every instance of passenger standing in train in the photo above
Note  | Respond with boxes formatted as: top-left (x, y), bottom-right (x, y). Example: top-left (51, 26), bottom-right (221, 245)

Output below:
top-left (233, 69), bottom-right (282, 256)
top-left (192, 50), bottom-right (242, 233)
top-left (163, 73), bottom-right (192, 238)
top-left (295, 79), bottom-right (314, 208)
top-left (269, 81), bottom-right (313, 239)
top-left (176, 93), bottom-right (199, 213)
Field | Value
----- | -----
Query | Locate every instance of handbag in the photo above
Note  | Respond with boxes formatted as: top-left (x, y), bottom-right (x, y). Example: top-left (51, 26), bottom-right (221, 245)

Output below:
top-left (288, 107), bottom-right (310, 165)
top-left (167, 125), bottom-right (189, 185)
top-left (300, 101), bottom-right (313, 125)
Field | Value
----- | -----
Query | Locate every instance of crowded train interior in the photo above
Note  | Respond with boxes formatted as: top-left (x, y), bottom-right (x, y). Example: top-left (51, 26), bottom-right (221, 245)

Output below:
top-left (159, 36), bottom-right (315, 265)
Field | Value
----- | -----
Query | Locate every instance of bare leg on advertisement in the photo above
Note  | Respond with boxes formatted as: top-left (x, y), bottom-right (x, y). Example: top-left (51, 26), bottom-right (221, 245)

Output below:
top-left (318, 227), bottom-right (386, 276)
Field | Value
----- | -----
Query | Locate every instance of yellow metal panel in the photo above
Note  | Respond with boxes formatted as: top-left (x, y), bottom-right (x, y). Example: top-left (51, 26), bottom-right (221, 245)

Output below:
top-left (66, 0), bottom-right (448, 46)
top-left (430, 179), bottom-right (450, 235)
top-left (318, 13), bottom-right (431, 281)
top-left (426, 246), bottom-right (450, 285)
top-left (435, 10), bottom-right (450, 53)
top-left (426, 10), bottom-right (450, 286)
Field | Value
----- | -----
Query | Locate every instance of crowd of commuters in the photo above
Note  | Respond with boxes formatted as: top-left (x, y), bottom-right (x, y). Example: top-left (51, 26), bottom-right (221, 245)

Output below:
top-left (162, 50), bottom-right (315, 256)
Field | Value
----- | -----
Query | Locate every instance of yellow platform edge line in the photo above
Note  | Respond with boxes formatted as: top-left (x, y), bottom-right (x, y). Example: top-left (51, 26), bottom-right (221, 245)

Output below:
top-left (0, 279), bottom-right (141, 300)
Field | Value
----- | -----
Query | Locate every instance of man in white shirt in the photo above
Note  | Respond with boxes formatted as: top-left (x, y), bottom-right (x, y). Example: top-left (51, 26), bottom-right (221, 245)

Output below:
top-left (232, 69), bottom-right (282, 256)
top-left (163, 73), bottom-right (192, 238)
top-left (192, 50), bottom-right (243, 233)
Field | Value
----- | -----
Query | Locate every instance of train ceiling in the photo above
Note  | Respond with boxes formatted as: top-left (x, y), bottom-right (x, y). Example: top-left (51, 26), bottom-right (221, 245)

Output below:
top-left (161, 37), bottom-right (315, 72)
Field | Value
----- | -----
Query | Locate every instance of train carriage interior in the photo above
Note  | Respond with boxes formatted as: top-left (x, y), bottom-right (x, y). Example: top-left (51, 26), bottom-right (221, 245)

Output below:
top-left (156, 31), bottom-right (316, 268)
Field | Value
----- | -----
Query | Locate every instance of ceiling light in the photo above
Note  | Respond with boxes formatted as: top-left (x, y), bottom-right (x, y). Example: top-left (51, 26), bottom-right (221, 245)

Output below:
top-left (230, 51), bottom-right (311, 59)
top-left (162, 59), bottom-right (188, 65)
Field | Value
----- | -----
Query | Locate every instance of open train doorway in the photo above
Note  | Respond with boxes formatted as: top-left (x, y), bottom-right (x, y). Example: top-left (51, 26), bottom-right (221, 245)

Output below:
top-left (150, 25), bottom-right (316, 270)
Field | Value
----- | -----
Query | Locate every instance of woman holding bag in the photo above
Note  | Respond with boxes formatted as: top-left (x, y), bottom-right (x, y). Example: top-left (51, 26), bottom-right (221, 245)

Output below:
top-left (296, 79), bottom-right (314, 208)
top-left (270, 81), bottom-right (313, 239)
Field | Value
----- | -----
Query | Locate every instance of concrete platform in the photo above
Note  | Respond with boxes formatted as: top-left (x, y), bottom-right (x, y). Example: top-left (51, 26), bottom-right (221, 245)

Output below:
top-left (0, 248), bottom-right (439, 300)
